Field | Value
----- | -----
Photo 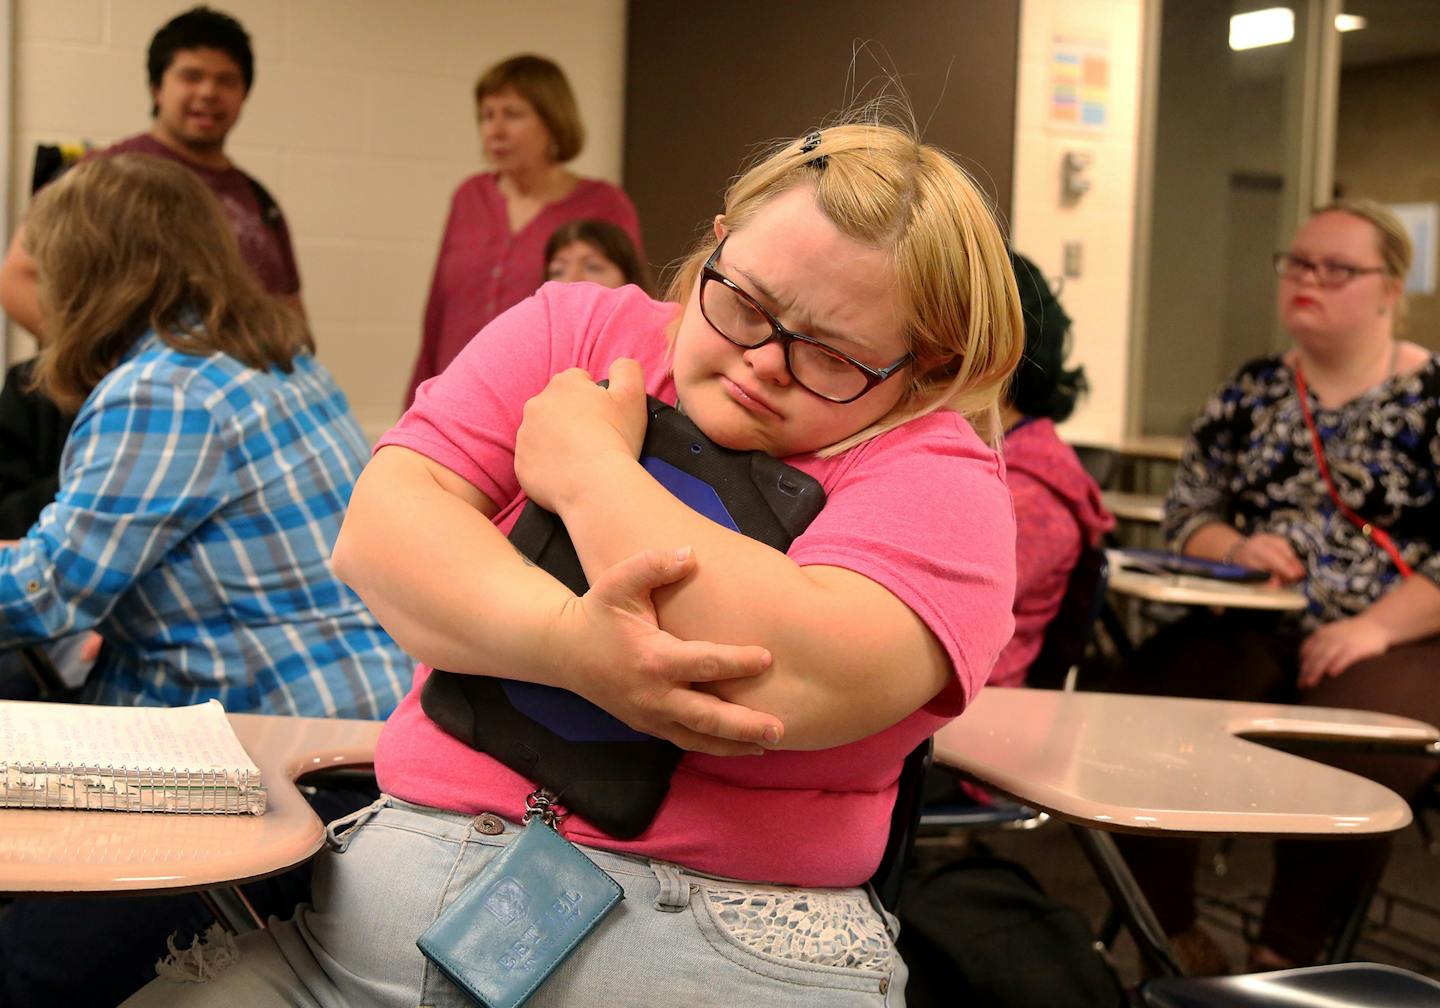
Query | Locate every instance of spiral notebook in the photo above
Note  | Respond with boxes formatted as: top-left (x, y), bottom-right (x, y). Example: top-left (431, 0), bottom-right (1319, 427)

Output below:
top-left (0, 699), bottom-right (266, 815)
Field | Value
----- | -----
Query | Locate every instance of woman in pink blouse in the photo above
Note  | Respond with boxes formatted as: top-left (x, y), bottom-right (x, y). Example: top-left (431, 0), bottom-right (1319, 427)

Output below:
top-left (405, 55), bottom-right (643, 406)
top-left (990, 252), bottom-right (1112, 688)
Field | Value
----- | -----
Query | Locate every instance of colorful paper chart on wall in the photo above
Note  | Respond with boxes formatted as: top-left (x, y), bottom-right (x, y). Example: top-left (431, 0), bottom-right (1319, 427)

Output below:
top-left (1049, 36), bottom-right (1109, 133)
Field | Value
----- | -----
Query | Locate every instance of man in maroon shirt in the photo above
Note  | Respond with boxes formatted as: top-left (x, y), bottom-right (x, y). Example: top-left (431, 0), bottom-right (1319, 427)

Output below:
top-left (0, 6), bottom-right (302, 334)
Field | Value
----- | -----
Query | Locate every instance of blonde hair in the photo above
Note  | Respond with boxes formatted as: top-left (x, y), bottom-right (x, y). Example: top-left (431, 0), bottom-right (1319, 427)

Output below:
top-left (665, 122), bottom-right (1022, 454)
top-left (26, 153), bottom-right (312, 412)
top-left (474, 54), bottom-right (584, 163)
top-left (1312, 198), bottom-right (1413, 332)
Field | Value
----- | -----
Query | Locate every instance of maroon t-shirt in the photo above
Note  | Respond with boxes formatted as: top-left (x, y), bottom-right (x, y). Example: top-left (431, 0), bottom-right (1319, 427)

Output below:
top-left (91, 134), bottom-right (301, 297)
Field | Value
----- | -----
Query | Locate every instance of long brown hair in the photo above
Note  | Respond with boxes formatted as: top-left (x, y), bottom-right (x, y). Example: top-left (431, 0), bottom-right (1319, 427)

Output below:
top-left (26, 153), bottom-right (313, 412)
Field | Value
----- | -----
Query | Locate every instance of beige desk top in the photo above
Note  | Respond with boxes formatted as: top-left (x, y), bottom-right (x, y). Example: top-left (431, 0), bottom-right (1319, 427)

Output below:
top-left (1107, 550), bottom-right (1308, 611)
top-left (5, 693), bottom-right (1434, 896)
top-left (935, 688), bottom-right (1435, 837)
top-left (0, 713), bottom-right (380, 895)
top-left (1103, 491), bottom-right (1165, 524)
top-left (1072, 435), bottom-right (1187, 462)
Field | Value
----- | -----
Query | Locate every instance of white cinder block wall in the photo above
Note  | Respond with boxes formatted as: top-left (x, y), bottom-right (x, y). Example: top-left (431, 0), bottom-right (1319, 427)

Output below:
top-left (1011, 0), bottom-right (1147, 444)
top-left (8, 0), bottom-right (628, 441)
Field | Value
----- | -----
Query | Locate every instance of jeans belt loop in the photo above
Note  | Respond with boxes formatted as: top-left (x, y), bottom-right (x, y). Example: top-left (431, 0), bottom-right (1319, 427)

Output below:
top-left (651, 860), bottom-right (690, 912)
top-left (323, 794), bottom-right (387, 852)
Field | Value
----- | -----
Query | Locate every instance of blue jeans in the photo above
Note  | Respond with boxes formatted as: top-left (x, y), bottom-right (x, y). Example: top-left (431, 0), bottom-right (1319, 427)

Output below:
top-left (124, 795), bottom-right (907, 1007)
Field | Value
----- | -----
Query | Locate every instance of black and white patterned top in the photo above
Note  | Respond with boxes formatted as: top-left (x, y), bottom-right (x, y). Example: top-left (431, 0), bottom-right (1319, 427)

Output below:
top-left (1165, 352), bottom-right (1440, 627)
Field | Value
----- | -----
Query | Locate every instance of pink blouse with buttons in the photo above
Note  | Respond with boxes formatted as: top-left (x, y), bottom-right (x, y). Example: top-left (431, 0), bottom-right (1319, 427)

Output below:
top-left (405, 172), bottom-right (642, 406)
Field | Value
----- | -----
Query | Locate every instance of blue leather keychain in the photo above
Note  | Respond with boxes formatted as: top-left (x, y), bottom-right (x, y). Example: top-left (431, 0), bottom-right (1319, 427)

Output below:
top-left (417, 790), bottom-right (623, 1008)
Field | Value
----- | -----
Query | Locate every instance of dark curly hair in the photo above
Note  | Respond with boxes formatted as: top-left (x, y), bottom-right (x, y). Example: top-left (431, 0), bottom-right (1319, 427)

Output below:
top-left (148, 6), bottom-right (254, 97)
top-left (1009, 251), bottom-right (1087, 422)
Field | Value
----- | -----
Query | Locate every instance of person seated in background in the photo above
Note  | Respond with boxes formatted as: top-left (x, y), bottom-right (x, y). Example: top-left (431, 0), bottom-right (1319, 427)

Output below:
top-left (0, 359), bottom-right (71, 541)
top-left (0, 152), bottom-right (411, 1008)
top-left (989, 252), bottom-right (1113, 689)
top-left (544, 217), bottom-right (653, 295)
top-left (0, 357), bottom-right (82, 700)
top-left (0, 6), bottom-right (303, 336)
top-left (1108, 199), bottom-right (1440, 975)
top-left (0, 153), bottom-right (408, 716)
top-left (406, 54), bottom-right (644, 406)
top-left (124, 117), bottom-right (1022, 1008)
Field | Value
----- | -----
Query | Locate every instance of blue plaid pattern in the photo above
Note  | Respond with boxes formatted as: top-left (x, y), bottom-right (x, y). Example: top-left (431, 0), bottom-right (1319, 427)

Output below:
top-left (0, 333), bottom-right (408, 718)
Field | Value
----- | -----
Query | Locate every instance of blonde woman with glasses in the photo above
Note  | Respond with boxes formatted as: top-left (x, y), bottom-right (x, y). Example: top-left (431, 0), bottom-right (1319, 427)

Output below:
top-left (1110, 199), bottom-right (1440, 976)
top-left (126, 116), bottom-right (1021, 1008)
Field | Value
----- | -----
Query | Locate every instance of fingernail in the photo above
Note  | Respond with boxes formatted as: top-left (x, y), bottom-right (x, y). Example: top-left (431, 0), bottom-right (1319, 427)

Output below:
top-left (763, 726), bottom-right (780, 744)
top-left (673, 546), bottom-right (693, 562)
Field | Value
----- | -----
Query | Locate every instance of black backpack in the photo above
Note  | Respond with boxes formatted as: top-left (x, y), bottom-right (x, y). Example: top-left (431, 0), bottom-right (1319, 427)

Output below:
top-left (897, 853), bottom-right (1126, 1008)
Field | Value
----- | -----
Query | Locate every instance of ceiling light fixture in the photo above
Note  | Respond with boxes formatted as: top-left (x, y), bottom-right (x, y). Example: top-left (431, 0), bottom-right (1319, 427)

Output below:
top-left (1229, 8), bottom-right (1367, 51)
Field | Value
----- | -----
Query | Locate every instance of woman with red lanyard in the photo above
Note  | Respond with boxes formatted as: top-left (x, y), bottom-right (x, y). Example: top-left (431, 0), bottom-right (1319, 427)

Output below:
top-left (1108, 198), bottom-right (1440, 977)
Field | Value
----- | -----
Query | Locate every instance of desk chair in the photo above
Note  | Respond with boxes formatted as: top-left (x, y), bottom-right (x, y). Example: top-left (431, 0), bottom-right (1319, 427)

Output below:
top-left (871, 738), bottom-right (933, 912)
top-left (913, 546), bottom-right (1115, 855)
top-left (1028, 545), bottom-right (1111, 691)
top-left (1413, 770), bottom-right (1440, 856)
top-left (1075, 444), bottom-right (1119, 490)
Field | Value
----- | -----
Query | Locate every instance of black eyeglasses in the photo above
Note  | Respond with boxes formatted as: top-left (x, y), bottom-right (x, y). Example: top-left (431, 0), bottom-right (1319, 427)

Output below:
top-left (698, 239), bottom-right (912, 404)
top-left (1272, 252), bottom-right (1388, 289)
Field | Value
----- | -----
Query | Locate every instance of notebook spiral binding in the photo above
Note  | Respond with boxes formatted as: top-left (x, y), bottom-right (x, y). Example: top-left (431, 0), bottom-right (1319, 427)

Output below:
top-left (0, 761), bottom-right (266, 814)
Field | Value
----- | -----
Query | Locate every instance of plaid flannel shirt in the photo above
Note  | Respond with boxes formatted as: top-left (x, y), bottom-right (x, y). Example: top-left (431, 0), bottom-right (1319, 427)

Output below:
top-left (0, 332), bottom-right (407, 718)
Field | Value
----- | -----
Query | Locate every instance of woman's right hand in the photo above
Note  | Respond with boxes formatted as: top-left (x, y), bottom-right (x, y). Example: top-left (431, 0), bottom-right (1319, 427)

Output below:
top-left (552, 545), bottom-right (783, 757)
top-left (1230, 532), bottom-right (1305, 584)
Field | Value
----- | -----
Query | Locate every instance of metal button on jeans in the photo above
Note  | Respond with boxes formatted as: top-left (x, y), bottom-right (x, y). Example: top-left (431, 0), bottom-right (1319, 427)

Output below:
top-left (472, 812), bottom-right (505, 836)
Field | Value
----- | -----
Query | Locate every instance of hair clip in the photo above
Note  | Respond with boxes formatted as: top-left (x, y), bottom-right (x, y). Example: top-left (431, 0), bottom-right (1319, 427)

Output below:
top-left (799, 130), bottom-right (828, 170)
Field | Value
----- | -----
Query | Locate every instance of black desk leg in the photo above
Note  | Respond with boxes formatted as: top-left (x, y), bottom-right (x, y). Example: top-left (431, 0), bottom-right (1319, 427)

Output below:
top-left (1069, 824), bottom-right (1185, 978)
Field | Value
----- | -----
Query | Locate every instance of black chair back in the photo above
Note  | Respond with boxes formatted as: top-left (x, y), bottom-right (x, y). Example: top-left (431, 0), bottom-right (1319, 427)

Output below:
top-left (1074, 445), bottom-right (1119, 490)
top-left (870, 738), bottom-right (933, 912)
top-left (1026, 546), bottom-right (1110, 690)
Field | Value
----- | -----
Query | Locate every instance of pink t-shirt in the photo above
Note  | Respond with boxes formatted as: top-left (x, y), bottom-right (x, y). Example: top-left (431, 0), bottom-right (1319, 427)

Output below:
top-left (405, 172), bottom-right (643, 406)
top-left (375, 282), bottom-right (1016, 887)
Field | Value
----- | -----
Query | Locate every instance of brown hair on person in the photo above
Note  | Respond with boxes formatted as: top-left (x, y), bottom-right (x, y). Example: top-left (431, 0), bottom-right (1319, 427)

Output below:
top-left (25, 154), bottom-right (313, 412)
top-left (543, 218), bottom-right (652, 295)
top-left (474, 54), bottom-right (584, 163)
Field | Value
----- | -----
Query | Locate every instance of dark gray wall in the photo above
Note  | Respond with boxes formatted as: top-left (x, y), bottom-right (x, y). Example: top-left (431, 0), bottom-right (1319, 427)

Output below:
top-left (624, 0), bottom-right (1021, 280)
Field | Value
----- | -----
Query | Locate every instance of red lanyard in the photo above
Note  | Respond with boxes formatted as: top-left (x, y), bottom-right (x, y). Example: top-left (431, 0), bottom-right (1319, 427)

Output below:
top-left (1292, 362), bottom-right (1413, 577)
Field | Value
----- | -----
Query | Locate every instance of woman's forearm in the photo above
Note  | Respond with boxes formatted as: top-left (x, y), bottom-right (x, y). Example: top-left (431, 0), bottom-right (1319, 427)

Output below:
top-left (1179, 521), bottom-right (1244, 562)
top-left (554, 455), bottom-right (951, 750)
top-left (332, 447), bottom-right (781, 754)
top-left (331, 446), bottom-right (575, 684)
top-left (1364, 573), bottom-right (1440, 647)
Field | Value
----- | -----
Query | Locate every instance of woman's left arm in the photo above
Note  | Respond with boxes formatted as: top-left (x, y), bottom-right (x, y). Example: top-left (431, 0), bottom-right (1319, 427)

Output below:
top-left (1299, 574), bottom-right (1440, 687)
top-left (517, 362), bottom-right (1008, 750)
top-left (0, 371), bottom-right (229, 643)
